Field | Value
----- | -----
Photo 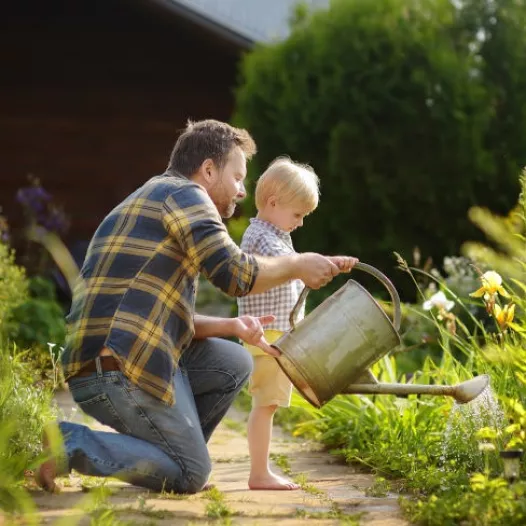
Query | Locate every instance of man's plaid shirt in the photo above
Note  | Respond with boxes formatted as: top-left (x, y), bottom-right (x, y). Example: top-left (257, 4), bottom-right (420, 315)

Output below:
top-left (62, 174), bottom-right (259, 405)
top-left (237, 218), bottom-right (305, 354)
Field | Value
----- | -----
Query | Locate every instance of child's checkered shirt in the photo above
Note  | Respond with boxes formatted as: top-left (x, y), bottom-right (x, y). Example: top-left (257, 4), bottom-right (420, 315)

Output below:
top-left (237, 218), bottom-right (305, 331)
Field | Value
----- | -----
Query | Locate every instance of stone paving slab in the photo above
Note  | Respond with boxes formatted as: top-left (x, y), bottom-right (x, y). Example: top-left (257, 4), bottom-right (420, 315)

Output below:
top-left (27, 389), bottom-right (410, 525)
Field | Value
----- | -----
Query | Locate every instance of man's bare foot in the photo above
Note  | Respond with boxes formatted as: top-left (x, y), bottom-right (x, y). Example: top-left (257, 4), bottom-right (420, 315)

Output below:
top-left (35, 430), bottom-right (59, 493)
top-left (248, 471), bottom-right (300, 490)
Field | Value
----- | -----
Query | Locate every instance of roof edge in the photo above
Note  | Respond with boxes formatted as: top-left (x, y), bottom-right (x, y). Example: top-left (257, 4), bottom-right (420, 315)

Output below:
top-left (141, 0), bottom-right (255, 50)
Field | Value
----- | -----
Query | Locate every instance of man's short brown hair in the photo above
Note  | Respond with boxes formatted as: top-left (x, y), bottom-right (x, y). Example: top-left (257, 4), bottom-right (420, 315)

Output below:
top-left (167, 119), bottom-right (257, 177)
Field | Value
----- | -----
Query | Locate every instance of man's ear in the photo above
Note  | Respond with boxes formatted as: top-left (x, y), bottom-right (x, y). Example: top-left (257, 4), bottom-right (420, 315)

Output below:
top-left (196, 158), bottom-right (217, 186)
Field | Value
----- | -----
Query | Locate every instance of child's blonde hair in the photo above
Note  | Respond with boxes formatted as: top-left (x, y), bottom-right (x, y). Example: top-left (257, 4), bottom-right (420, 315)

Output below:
top-left (255, 156), bottom-right (320, 212)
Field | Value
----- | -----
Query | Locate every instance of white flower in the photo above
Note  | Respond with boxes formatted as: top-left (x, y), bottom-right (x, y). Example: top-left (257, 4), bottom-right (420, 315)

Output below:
top-left (423, 291), bottom-right (455, 312)
top-left (478, 442), bottom-right (495, 452)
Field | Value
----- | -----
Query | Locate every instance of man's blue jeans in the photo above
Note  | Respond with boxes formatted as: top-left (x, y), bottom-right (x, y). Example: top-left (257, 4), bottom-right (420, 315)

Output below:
top-left (59, 337), bottom-right (252, 493)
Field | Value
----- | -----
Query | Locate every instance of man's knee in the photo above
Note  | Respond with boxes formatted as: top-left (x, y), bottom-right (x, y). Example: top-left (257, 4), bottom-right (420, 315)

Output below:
top-left (236, 343), bottom-right (254, 379)
top-left (182, 458), bottom-right (212, 494)
top-left (210, 338), bottom-right (254, 384)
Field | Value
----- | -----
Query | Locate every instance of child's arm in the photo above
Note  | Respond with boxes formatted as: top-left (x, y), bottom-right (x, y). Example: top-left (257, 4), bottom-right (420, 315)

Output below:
top-left (193, 313), bottom-right (280, 356)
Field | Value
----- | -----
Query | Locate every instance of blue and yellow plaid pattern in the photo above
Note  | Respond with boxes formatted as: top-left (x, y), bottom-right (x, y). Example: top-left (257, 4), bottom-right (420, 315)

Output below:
top-left (62, 174), bottom-right (258, 405)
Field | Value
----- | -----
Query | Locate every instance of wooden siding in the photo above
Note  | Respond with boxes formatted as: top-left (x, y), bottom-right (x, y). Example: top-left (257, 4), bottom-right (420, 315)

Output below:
top-left (0, 0), bottom-right (241, 242)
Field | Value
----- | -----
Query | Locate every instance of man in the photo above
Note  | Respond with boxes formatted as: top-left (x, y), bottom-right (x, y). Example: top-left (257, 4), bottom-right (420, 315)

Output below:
top-left (38, 119), bottom-right (357, 494)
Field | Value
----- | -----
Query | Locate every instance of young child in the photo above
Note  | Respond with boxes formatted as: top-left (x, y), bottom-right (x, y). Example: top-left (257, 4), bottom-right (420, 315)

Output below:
top-left (237, 156), bottom-right (320, 491)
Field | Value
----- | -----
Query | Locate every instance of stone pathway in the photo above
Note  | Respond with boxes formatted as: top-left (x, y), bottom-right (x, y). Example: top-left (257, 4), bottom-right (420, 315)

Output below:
top-left (29, 390), bottom-right (409, 525)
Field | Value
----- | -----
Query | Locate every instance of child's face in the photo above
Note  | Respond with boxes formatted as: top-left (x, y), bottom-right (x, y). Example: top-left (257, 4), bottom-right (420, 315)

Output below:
top-left (269, 199), bottom-right (311, 233)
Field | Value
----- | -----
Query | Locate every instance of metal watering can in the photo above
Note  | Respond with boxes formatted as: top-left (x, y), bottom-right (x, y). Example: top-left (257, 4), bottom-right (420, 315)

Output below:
top-left (274, 262), bottom-right (489, 409)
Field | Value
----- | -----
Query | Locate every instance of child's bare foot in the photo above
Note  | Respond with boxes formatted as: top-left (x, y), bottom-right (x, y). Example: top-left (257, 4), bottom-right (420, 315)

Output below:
top-left (248, 471), bottom-right (300, 490)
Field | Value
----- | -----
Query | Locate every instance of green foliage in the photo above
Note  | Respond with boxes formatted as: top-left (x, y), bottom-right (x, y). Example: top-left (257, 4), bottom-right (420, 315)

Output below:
top-left (0, 241), bottom-right (60, 516)
top-left (0, 343), bottom-right (56, 515)
top-left (234, 0), bottom-right (526, 298)
top-left (277, 170), bottom-right (526, 523)
top-left (0, 241), bottom-right (28, 338)
top-left (0, 345), bottom-right (56, 459)
top-left (290, 353), bottom-right (496, 492)
top-left (0, 422), bottom-right (38, 520)
top-left (456, 0), bottom-right (526, 192)
top-left (463, 169), bottom-right (526, 281)
top-left (226, 216), bottom-right (250, 246)
top-left (202, 487), bottom-right (234, 519)
top-left (365, 476), bottom-right (391, 497)
top-left (6, 275), bottom-right (66, 351)
top-left (401, 476), bottom-right (526, 526)
top-left (394, 254), bottom-right (484, 374)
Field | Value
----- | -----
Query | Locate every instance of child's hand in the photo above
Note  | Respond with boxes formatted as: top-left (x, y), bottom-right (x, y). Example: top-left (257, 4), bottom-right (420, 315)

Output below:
top-left (255, 335), bottom-right (282, 357)
top-left (234, 314), bottom-right (281, 357)
top-left (327, 256), bottom-right (359, 273)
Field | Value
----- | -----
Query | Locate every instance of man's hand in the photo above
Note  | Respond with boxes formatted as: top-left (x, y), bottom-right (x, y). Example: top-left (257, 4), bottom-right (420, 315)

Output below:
top-left (233, 314), bottom-right (281, 357)
top-left (295, 253), bottom-right (343, 289)
top-left (327, 256), bottom-right (359, 273)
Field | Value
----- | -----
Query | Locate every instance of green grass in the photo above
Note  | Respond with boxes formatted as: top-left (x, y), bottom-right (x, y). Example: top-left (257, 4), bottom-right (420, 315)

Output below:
top-left (222, 417), bottom-right (247, 435)
top-left (0, 343), bottom-right (57, 517)
top-left (295, 502), bottom-right (362, 524)
top-left (202, 486), bottom-right (235, 520)
top-left (364, 477), bottom-right (391, 498)
top-left (270, 453), bottom-right (292, 476)
top-left (270, 173), bottom-right (526, 524)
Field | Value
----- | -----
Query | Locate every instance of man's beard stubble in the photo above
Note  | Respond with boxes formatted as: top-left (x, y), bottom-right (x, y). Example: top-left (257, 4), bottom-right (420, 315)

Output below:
top-left (211, 183), bottom-right (237, 219)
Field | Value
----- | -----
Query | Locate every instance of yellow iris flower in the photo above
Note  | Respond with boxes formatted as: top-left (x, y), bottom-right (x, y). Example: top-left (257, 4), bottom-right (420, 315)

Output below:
top-left (470, 271), bottom-right (510, 300)
top-left (494, 303), bottom-right (515, 331)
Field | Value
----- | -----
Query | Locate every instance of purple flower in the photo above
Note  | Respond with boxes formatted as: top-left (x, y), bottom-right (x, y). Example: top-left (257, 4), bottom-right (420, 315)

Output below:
top-left (42, 206), bottom-right (69, 235)
top-left (16, 188), bottom-right (29, 205)
top-left (15, 177), bottom-right (70, 236)
top-left (16, 185), bottom-right (51, 214)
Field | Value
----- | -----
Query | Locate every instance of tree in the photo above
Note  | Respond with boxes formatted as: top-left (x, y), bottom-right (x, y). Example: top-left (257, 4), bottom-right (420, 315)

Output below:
top-left (234, 0), bottom-right (526, 298)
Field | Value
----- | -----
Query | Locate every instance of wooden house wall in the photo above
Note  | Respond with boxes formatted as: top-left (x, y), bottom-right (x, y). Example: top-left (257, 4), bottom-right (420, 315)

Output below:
top-left (0, 0), bottom-right (241, 243)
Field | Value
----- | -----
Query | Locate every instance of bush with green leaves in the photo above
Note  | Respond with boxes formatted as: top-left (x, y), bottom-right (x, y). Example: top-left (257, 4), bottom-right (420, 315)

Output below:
top-left (0, 241), bottom-right (28, 340)
top-left (401, 475), bottom-right (526, 526)
top-left (234, 0), bottom-right (526, 298)
top-left (280, 171), bottom-right (526, 524)
top-left (0, 343), bottom-right (56, 515)
top-left (6, 275), bottom-right (66, 352)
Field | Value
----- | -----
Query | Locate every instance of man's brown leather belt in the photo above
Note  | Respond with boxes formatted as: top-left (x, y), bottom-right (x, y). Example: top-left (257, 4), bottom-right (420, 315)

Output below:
top-left (74, 356), bottom-right (121, 377)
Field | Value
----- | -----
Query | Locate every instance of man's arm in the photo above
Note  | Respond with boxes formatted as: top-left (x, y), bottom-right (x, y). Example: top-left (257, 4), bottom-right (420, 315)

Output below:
top-left (163, 183), bottom-right (357, 296)
top-left (249, 252), bottom-right (354, 294)
top-left (163, 185), bottom-right (258, 297)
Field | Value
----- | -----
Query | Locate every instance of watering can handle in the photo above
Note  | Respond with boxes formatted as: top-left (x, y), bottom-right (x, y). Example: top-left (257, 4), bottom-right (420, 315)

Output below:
top-left (289, 261), bottom-right (402, 331)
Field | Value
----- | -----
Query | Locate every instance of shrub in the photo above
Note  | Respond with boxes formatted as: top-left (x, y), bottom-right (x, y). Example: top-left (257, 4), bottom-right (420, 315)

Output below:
top-left (6, 276), bottom-right (66, 351)
top-left (0, 241), bottom-right (28, 340)
top-left (234, 0), bottom-right (526, 298)
top-left (0, 343), bottom-right (56, 514)
top-left (280, 170), bottom-right (526, 524)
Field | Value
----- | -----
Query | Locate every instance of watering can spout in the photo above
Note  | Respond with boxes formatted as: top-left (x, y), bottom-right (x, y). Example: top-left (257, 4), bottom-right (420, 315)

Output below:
top-left (341, 374), bottom-right (490, 404)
